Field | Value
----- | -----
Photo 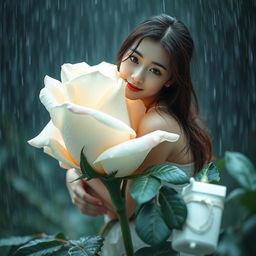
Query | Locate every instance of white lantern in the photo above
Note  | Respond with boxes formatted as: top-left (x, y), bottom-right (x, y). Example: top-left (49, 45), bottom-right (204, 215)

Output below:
top-left (172, 178), bottom-right (226, 255)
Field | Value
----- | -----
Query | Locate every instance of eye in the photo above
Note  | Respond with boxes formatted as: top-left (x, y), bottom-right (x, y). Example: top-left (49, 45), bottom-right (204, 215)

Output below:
top-left (129, 55), bottom-right (139, 64)
top-left (149, 68), bottom-right (162, 76)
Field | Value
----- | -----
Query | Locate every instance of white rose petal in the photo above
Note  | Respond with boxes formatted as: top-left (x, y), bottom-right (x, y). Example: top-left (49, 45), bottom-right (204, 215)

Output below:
top-left (61, 62), bottom-right (90, 83)
top-left (89, 61), bottom-right (118, 81)
top-left (28, 121), bottom-right (78, 169)
top-left (39, 76), bottom-right (67, 112)
top-left (57, 101), bottom-right (136, 136)
top-left (94, 130), bottom-right (180, 177)
top-left (49, 102), bottom-right (132, 168)
top-left (98, 79), bottom-right (130, 126)
top-left (65, 71), bottom-right (115, 109)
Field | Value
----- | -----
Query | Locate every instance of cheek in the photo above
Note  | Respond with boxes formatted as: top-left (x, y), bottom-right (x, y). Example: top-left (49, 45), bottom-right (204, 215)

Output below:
top-left (118, 62), bottom-right (130, 80)
top-left (146, 78), bottom-right (165, 93)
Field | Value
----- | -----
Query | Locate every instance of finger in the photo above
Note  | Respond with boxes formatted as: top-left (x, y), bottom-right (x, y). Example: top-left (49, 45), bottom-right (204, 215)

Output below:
top-left (71, 188), bottom-right (102, 209)
top-left (78, 204), bottom-right (107, 216)
top-left (81, 208), bottom-right (107, 216)
top-left (80, 209), bottom-right (105, 217)
top-left (72, 194), bottom-right (86, 206)
top-left (72, 184), bottom-right (88, 200)
top-left (83, 192), bottom-right (104, 206)
top-left (75, 186), bottom-right (104, 206)
top-left (86, 185), bottom-right (103, 200)
top-left (72, 194), bottom-right (108, 212)
top-left (66, 180), bottom-right (83, 199)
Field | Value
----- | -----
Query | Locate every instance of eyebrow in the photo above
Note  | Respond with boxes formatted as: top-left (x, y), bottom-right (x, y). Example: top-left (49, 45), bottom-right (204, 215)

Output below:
top-left (130, 48), bottom-right (167, 71)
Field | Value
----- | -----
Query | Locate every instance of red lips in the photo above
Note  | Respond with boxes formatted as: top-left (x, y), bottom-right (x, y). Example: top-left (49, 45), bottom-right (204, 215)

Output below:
top-left (127, 82), bottom-right (143, 92)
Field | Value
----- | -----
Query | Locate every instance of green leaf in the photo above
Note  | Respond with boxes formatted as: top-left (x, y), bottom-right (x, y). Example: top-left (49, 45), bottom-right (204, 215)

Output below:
top-left (146, 164), bottom-right (189, 184)
top-left (80, 150), bottom-right (103, 180)
top-left (239, 190), bottom-right (256, 213)
top-left (135, 201), bottom-right (171, 246)
top-left (159, 186), bottom-right (187, 229)
top-left (13, 237), bottom-right (64, 256)
top-left (130, 176), bottom-right (161, 204)
top-left (48, 247), bottom-right (70, 256)
top-left (104, 170), bottom-right (118, 179)
top-left (71, 174), bottom-right (89, 182)
top-left (215, 158), bottom-right (225, 170)
top-left (134, 242), bottom-right (178, 256)
top-left (222, 188), bottom-right (249, 229)
top-left (225, 151), bottom-right (256, 190)
top-left (0, 235), bottom-right (35, 247)
top-left (226, 188), bottom-right (246, 202)
top-left (68, 236), bottom-right (104, 256)
top-left (123, 172), bottom-right (147, 180)
top-left (194, 162), bottom-right (220, 184)
top-left (68, 247), bottom-right (87, 256)
top-left (54, 233), bottom-right (66, 240)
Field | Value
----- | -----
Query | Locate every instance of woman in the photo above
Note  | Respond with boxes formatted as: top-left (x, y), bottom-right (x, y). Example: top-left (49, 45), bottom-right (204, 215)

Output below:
top-left (66, 14), bottom-right (212, 254)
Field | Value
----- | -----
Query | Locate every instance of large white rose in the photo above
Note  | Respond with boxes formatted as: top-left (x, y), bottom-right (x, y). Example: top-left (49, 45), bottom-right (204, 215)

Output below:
top-left (28, 62), bottom-right (179, 177)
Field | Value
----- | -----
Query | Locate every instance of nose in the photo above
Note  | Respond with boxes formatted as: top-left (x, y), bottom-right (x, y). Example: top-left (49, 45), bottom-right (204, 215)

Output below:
top-left (131, 67), bottom-right (144, 83)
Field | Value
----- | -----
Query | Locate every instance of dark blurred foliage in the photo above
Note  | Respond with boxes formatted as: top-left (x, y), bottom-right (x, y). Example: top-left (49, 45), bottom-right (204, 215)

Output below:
top-left (214, 152), bottom-right (256, 256)
top-left (0, 0), bottom-right (255, 255)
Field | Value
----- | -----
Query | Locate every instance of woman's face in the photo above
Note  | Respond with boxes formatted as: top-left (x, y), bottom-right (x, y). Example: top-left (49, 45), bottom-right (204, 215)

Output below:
top-left (119, 38), bottom-right (171, 106)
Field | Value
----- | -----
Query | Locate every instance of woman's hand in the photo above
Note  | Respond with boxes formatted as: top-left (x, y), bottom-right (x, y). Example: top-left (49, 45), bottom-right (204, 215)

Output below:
top-left (66, 168), bottom-right (108, 216)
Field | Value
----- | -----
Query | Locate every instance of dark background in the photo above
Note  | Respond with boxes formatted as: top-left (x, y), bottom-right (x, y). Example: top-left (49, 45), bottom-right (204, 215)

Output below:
top-left (0, 0), bottom-right (255, 249)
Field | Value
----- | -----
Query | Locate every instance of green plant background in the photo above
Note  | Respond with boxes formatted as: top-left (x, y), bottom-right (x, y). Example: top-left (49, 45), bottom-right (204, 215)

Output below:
top-left (0, 0), bottom-right (255, 255)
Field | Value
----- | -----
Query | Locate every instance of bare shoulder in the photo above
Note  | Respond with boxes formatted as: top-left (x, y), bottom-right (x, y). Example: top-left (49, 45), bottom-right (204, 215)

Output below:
top-left (137, 107), bottom-right (183, 136)
top-left (137, 107), bottom-right (193, 163)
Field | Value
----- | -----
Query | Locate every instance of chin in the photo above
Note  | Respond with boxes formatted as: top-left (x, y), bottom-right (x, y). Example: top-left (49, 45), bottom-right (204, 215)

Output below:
top-left (125, 89), bottom-right (139, 100)
top-left (125, 93), bottom-right (138, 100)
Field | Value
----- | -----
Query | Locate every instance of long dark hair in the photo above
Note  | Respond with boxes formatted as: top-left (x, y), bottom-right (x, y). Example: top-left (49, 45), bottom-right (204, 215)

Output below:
top-left (116, 14), bottom-right (212, 173)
